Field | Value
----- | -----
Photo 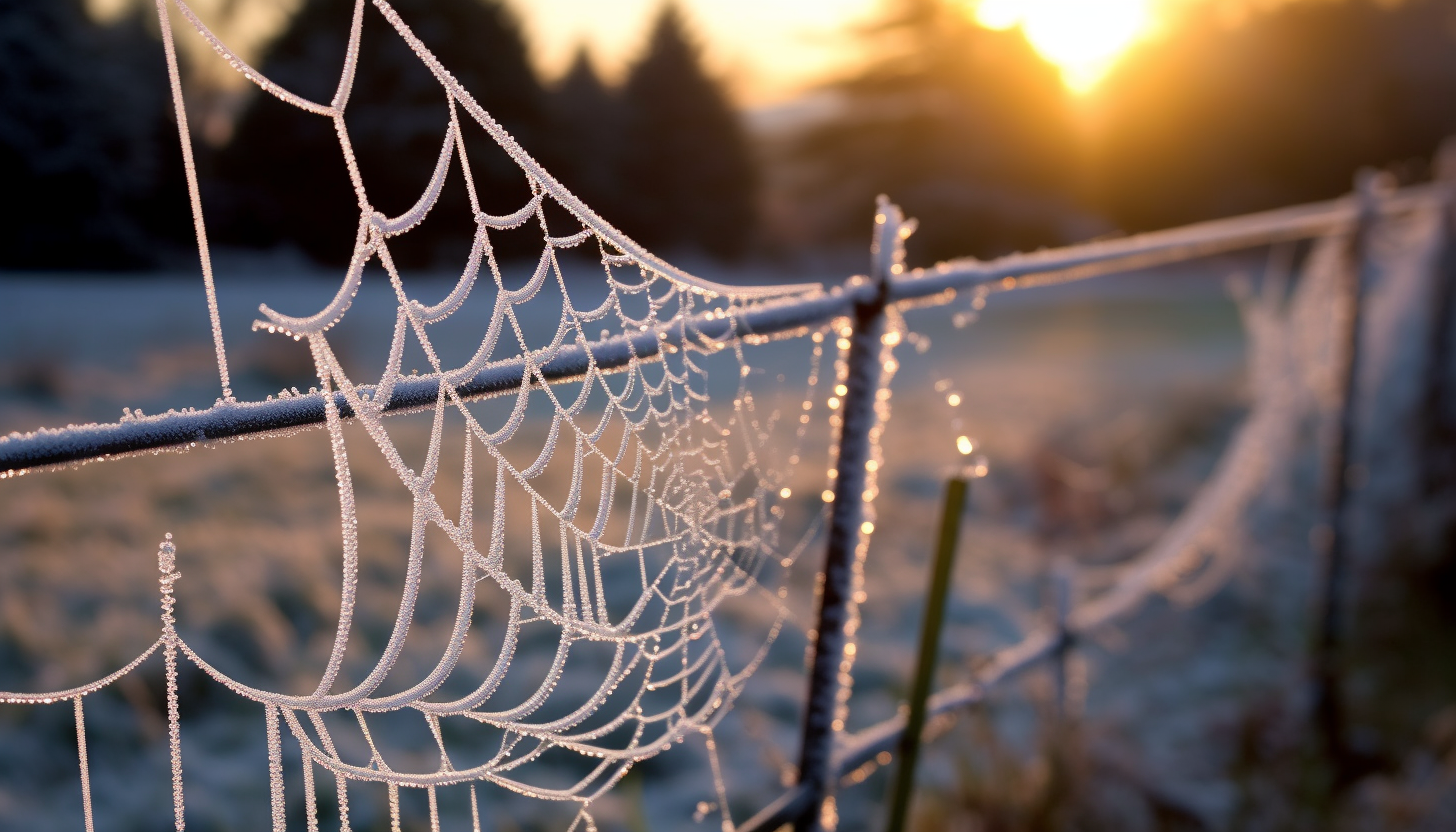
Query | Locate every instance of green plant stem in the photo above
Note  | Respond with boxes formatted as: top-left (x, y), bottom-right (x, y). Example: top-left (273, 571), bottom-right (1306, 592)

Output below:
top-left (885, 476), bottom-right (969, 832)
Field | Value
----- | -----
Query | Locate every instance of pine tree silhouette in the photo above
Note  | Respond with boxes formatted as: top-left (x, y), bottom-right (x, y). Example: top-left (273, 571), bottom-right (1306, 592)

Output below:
top-left (0, 0), bottom-right (182, 268)
top-left (1093, 0), bottom-right (1456, 231)
top-left (546, 48), bottom-right (624, 224)
top-left (618, 4), bottom-right (756, 260)
top-left (784, 0), bottom-right (1082, 261)
top-left (217, 0), bottom-right (545, 266)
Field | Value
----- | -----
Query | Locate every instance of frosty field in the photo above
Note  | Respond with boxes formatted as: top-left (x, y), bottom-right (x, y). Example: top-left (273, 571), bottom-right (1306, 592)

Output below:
top-left (0, 261), bottom-right (1284, 831)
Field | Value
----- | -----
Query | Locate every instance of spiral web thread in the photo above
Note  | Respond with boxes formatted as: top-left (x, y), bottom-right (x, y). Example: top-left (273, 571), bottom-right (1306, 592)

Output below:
top-left (1, 1), bottom-right (840, 829)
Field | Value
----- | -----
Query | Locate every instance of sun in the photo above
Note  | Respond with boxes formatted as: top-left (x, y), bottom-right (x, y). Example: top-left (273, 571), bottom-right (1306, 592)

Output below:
top-left (971, 0), bottom-right (1154, 94)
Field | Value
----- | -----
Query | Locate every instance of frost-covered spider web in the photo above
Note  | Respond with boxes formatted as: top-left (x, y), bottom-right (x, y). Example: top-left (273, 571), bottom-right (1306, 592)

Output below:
top-left (2, 1), bottom-right (837, 830)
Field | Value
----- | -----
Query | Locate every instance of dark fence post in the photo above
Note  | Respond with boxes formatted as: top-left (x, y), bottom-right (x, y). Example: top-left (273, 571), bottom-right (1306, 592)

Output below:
top-left (1308, 169), bottom-right (1387, 776)
top-left (1045, 559), bottom-right (1076, 821)
top-left (1050, 559), bottom-right (1074, 726)
top-left (1423, 140), bottom-right (1456, 493)
top-left (795, 198), bottom-right (908, 832)
top-left (884, 476), bottom-right (970, 832)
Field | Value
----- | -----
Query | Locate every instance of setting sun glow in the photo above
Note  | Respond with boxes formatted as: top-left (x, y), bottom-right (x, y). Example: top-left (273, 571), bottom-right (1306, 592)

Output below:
top-left (972, 0), bottom-right (1154, 93)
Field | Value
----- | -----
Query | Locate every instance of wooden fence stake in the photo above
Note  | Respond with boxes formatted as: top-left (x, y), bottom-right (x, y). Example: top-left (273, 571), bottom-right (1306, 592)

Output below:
top-left (1308, 169), bottom-right (1386, 777)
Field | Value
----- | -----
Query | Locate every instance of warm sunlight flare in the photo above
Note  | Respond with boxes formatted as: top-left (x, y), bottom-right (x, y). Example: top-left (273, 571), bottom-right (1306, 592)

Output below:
top-left (972, 0), bottom-right (1154, 93)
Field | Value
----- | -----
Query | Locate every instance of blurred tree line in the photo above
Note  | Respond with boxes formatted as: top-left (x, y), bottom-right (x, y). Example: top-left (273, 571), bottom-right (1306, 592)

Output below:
top-left (0, 0), bottom-right (754, 269)
top-left (0, 0), bottom-right (190, 269)
top-left (783, 0), bottom-right (1456, 263)
top-left (6, 0), bottom-right (1456, 271)
top-left (217, 0), bottom-right (754, 266)
top-left (773, 0), bottom-right (1087, 263)
top-left (1090, 0), bottom-right (1456, 232)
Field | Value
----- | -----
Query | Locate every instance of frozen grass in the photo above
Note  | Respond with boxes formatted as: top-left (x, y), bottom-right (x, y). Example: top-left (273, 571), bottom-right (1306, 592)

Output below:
top-left (0, 264), bottom-right (1257, 831)
top-left (9, 218), bottom-right (1455, 830)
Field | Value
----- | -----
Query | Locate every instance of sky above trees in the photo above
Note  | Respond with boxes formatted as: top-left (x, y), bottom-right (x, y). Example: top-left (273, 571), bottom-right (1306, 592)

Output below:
top-left (85, 0), bottom-right (1376, 107)
top-left (2, 0), bottom-right (761, 267)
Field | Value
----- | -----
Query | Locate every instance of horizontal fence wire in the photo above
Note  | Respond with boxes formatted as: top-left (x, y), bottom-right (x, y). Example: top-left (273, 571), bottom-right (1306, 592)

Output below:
top-left (0, 185), bottom-right (1437, 477)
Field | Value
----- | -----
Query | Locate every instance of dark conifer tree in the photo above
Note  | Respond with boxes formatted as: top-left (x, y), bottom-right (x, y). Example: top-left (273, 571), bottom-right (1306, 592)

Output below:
top-left (1093, 0), bottom-right (1456, 231)
top-left (0, 0), bottom-right (181, 269)
top-left (783, 0), bottom-right (1082, 262)
top-left (618, 4), bottom-right (756, 260)
top-left (217, 0), bottom-right (546, 266)
top-left (546, 48), bottom-right (625, 222)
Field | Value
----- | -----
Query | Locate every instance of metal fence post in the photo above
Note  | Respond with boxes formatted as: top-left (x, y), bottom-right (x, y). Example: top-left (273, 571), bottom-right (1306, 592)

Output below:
top-left (1308, 168), bottom-right (1387, 775)
top-left (795, 198), bottom-right (907, 832)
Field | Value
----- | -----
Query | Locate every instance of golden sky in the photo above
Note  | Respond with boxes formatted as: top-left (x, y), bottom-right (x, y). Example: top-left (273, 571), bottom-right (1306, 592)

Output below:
top-left (507, 0), bottom-right (883, 104)
top-left (91, 0), bottom-right (1337, 106)
top-left (505, 0), bottom-right (1327, 102)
